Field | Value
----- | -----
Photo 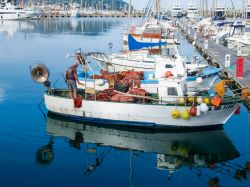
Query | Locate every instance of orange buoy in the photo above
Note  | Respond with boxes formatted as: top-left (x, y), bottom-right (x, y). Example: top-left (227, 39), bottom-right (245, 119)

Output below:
top-left (165, 71), bottom-right (172, 78)
top-left (212, 96), bottom-right (221, 107)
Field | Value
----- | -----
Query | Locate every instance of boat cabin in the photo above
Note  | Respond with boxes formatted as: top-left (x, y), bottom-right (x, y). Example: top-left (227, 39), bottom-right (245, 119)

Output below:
top-left (158, 77), bottom-right (187, 103)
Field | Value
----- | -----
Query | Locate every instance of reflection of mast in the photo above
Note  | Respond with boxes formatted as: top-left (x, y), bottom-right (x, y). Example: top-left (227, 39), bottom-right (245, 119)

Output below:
top-left (84, 144), bottom-right (112, 175)
top-left (129, 151), bottom-right (135, 187)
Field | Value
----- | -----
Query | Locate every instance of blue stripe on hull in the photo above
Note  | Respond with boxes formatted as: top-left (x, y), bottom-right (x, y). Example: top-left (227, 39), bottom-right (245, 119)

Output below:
top-left (47, 111), bottom-right (224, 131)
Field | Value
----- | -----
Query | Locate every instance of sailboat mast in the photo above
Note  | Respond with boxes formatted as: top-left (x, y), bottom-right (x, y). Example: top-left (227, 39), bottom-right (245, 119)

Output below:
top-left (212, 0), bottom-right (215, 17)
top-left (200, 0), bottom-right (204, 17)
top-left (154, 0), bottom-right (160, 16)
top-left (243, 0), bottom-right (246, 19)
top-left (128, 0), bottom-right (131, 30)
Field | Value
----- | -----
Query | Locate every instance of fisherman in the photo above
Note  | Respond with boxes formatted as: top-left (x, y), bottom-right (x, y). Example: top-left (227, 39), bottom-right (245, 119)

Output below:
top-left (65, 56), bottom-right (84, 98)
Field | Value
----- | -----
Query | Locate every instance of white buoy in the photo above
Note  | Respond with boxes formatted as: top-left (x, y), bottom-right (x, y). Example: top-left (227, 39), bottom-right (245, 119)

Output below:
top-left (194, 33), bottom-right (197, 40)
top-left (225, 54), bottom-right (231, 67)
top-left (237, 45), bottom-right (242, 57)
top-left (200, 103), bottom-right (209, 113)
top-left (196, 77), bottom-right (203, 84)
top-left (204, 39), bottom-right (208, 50)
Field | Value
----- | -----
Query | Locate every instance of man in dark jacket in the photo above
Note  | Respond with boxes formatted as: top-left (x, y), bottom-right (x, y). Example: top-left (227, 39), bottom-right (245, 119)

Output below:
top-left (66, 62), bottom-right (84, 98)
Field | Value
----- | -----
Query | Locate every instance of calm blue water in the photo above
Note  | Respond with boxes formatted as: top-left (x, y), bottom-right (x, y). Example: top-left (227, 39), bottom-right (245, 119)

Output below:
top-left (0, 18), bottom-right (250, 187)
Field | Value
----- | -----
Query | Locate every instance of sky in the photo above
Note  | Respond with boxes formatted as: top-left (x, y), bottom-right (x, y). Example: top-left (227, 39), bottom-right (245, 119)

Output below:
top-left (124, 0), bottom-right (246, 10)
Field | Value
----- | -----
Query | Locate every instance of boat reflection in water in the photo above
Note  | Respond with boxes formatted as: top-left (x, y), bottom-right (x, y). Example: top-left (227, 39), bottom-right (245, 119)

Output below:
top-left (0, 20), bottom-right (34, 36)
top-left (37, 114), bottom-right (250, 186)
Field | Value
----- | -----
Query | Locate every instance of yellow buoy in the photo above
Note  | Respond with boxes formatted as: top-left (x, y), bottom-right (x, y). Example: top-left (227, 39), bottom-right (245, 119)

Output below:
top-left (187, 96), bottom-right (195, 103)
top-left (171, 109), bottom-right (180, 119)
top-left (181, 110), bottom-right (190, 120)
top-left (203, 97), bottom-right (211, 105)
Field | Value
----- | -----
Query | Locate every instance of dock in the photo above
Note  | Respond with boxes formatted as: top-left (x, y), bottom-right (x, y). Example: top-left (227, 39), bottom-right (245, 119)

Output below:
top-left (177, 20), bottom-right (250, 110)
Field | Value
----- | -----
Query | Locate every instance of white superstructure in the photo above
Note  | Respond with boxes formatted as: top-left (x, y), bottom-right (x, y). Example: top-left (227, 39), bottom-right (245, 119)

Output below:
top-left (0, 1), bottom-right (35, 20)
top-left (186, 0), bottom-right (199, 19)
top-left (171, 0), bottom-right (183, 17)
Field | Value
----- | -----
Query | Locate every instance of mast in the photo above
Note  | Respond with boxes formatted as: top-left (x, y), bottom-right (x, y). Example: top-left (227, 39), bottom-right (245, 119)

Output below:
top-left (153, 0), bottom-right (160, 16)
top-left (128, 0), bottom-right (131, 30)
top-left (200, 0), bottom-right (204, 17)
top-left (243, 0), bottom-right (246, 19)
top-left (212, 0), bottom-right (217, 17)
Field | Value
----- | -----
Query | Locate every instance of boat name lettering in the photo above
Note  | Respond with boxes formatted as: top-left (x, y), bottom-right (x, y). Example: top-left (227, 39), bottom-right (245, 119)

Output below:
top-left (208, 104), bottom-right (235, 111)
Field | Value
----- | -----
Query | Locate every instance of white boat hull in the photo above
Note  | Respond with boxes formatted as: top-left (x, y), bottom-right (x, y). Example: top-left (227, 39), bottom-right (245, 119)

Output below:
top-left (44, 93), bottom-right (239, 128)
top-left (93, 55), bottom-right (208, 73)
top-left (0, 12), bottom-right (32, 20)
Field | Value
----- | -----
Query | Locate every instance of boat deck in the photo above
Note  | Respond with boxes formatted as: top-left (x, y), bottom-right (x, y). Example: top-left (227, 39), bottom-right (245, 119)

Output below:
top-left (49, 89), bottom-right (242, 106)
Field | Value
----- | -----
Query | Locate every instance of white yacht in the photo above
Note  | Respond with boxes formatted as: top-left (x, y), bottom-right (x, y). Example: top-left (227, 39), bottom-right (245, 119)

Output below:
top-left (171, 0), bottom-right (183, 18)
top-left (0, 1), bottom-right (35, 20)
top-left (186, 0), bottom-right (199, 19)
top-left (70, 3), bottom-right (80, 18)
top-left (213, 3), bottom-right (226, 20)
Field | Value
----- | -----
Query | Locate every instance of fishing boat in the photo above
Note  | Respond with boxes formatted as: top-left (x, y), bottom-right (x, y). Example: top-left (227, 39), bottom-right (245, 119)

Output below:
top-left (30, 63), bottom-right (241, 129)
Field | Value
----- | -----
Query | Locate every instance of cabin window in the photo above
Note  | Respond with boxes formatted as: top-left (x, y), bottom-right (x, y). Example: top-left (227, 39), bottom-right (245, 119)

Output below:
top-left (165, 64), bottom-right (173, 68)
top-left (167, 87), bottom-right (178, 96)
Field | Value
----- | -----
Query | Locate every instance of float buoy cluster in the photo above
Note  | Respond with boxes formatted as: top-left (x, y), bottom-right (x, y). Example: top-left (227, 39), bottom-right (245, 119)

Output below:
top-left (171, 95), bottom-right (222, 120)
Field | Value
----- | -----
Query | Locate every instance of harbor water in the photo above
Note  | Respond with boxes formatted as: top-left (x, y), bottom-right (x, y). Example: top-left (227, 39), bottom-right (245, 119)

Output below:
top-left (0, 18), bottom-right (250, 187)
